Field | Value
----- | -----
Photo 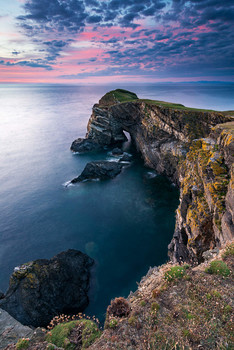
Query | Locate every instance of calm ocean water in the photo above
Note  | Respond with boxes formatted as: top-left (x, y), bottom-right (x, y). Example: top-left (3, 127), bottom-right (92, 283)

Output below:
top-left (0, 83), bottom-right (233, 320)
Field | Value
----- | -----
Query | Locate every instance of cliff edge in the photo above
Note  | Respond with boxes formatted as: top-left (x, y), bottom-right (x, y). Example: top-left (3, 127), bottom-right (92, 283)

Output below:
top-left (71, 89), bottom-right (234, 263)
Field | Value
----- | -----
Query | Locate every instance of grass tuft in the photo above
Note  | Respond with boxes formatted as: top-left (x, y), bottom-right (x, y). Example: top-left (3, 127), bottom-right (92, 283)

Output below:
top-left (205, 260), bottom-right (230, 277)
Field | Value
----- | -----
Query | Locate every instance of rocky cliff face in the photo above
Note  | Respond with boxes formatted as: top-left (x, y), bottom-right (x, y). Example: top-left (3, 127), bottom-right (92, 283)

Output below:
top-left (72, 89), bottom-right (234, 263)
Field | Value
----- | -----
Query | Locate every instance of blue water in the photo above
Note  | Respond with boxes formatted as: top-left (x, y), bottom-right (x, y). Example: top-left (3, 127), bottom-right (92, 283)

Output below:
top-left (0, 83), bottom-right (233, 321)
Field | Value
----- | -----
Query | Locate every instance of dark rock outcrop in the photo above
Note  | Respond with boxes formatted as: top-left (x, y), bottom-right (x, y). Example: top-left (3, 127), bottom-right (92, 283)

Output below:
top-left (0, 250), bottom-right (94, 327)
top-left (71, 138), bottom-right (103, 153)
top-left (71, 89), bottom-right (234, 263)
top-left (71, 161), bottom-right (123, 183)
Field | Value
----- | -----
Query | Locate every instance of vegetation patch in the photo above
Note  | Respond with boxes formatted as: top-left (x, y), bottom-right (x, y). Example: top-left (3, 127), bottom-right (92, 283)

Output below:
top-left (16, 338), bottom-right (29, 350)
top-left (205, 260), bottom-right (231, 277)
top-left (164, 265), bottom-right (189, 282)
top-left (99, 89), bottom-right (138, 106)
top-left (222, 243), bottom-right (234, 258)
top-left (107, 297), bottom-right (131, 317)
top-left (46, 319), bottom-right (101, 349)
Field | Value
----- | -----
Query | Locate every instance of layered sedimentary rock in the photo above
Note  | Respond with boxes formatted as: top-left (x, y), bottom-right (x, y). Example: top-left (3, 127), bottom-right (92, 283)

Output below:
top-left (0, 250), bottom-right (94, 327)
top-left (72, 89), bottom-right (234, 262)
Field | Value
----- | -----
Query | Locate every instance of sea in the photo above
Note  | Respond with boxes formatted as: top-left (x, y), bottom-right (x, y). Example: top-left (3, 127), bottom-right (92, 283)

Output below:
top-left (0, 82), bottom-right (233, 321)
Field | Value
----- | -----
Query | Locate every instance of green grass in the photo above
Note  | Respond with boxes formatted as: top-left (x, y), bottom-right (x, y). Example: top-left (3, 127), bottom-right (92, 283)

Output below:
top-left (46, 319), bottom-right (101, 349)
top-left (16, 339), bottom-right (29, 349)
top-left (108, 319), bottom-right (118, 328)
top-left (99, 89), bottom-right (138, 105)
top-left (164, 265), bottom-right (189, 282)
top-left (205, 260), bottom-right (230, 277)
top-left (140, 99), bottom-right (217, 112)
top-left (99, 90), bottom-right (234, 117)
top-left (112, 89), bottom-right (138, 103)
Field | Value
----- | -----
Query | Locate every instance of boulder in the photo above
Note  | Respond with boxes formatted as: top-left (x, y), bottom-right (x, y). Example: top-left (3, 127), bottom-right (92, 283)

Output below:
top-left (112, 147), bottom-right (123, 156)
top-left (119, 153), bottom-right (133, 162)
top-left (0, 308), bottom-right (33, 350)
top-left (71, 161), bottom-right (123, 183)
top-left (70, 138), bottom-right (103, 153)
top-left (0, 250), bottom-right (94, 327)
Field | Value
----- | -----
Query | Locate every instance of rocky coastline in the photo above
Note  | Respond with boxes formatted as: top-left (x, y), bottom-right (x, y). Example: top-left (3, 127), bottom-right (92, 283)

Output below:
top-left (71, 89), bottom-right (234, 264)
top-left (2, 89), bottom-right (233, 349)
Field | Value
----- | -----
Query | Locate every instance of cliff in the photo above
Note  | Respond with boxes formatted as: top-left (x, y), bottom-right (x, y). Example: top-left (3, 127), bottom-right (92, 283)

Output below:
top-left (71, 89), bottom-right (234, 263)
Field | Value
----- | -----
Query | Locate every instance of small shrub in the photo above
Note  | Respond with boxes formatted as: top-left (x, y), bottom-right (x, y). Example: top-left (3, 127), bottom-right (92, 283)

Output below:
top-left (224, 305), bottom-right (232, 314)
top-left (108, 319), bottom-right (118, 328)
top-left (206, 293), bottom-right (212, 300)
top-left (16, 339), bottom-right (29, 350)
top-left (205, 260), bottom-right (230, 277)
top-left (152, 288), bottom-right (161, 298)
top-left (164, 266), bottom-right (187, 282)
top-left (222, 243), bottom-right (234, 258)
top-left (140, 300), bottom-right (146, 307)
top-left (188, 313), bottom-right (195, 320)
top-left (128, 316), bottom-right (136, 326)
top-left (212, 290), bottom-right (222, 298)
top-left (182, 329), bottom-right (190, 337)
top-left (107, 297), bottom-right (131, 317)
top-left (46, 345), bottom-right (56, 350)
top-left (151, 302), bottom-right (160, 311)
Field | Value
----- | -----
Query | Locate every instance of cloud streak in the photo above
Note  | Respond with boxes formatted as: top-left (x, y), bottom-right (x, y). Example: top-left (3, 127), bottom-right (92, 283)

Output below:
top-left (0, 0), bottom-right (233, 82)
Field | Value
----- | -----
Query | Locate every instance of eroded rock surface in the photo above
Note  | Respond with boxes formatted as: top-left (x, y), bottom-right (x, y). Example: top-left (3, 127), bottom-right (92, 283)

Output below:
top-left (0, 250), bottom-right (94, 327)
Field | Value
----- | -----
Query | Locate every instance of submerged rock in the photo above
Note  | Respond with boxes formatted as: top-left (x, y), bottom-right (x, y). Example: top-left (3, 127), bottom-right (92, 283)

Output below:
top-left (71, 138), bottom-right (103, 153)
top-left (0, 250), bottom-right (94, 327)
top-left (119, 153), bottom-right (133, 162)
top-left (71, 161), bottom-right (123, 183)
top-left (0, 308), bottom-right (33, 350)
top-left (112, 147), bottom-right (123, 156)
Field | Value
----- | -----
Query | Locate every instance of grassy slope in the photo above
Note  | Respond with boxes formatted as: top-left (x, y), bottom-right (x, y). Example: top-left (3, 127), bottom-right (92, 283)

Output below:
top-left (99, 89), bottom-right (234, 115)
top-left (89, 243), bottom-right (234, 350)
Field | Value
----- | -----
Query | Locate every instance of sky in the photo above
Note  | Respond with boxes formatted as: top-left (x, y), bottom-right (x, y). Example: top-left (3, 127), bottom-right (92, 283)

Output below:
top-left (0, 0), bottom-right (233, 84)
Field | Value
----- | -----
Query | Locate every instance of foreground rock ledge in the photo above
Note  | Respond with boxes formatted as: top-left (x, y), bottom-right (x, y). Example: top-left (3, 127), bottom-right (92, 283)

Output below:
top-left (0, 250), bottom-right (94, 327)
top-left (0, 309), bottom-right (33, 350)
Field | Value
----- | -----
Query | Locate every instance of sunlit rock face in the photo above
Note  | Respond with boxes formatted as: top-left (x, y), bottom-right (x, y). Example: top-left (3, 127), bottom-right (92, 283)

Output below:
top-left (71, 89), bottom-right (234, 263)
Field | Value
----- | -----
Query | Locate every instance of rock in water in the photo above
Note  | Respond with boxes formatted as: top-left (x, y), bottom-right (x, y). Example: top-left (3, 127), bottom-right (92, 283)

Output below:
top-left (112, 147), bottom-right (123, 156)
top-left (0, 250), bottom-right (94, 327)
top-left (71, 138), bottom-right (103, 153)
top-left (71, 161), bottom-right (123, 183)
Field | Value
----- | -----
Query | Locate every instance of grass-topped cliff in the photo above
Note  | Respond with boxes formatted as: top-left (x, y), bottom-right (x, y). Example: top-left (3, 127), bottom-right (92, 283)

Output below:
top-left (98, 89), bottom-right (234, 116)
top-left (99, 89), bottom-right (138, 106)
top-left (79, 89), bottom-right (234, 263)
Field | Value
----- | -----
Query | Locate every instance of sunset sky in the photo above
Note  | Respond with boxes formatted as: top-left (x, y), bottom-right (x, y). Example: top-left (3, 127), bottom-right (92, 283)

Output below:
top-left (0, 0), bottom-right (233, 83)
